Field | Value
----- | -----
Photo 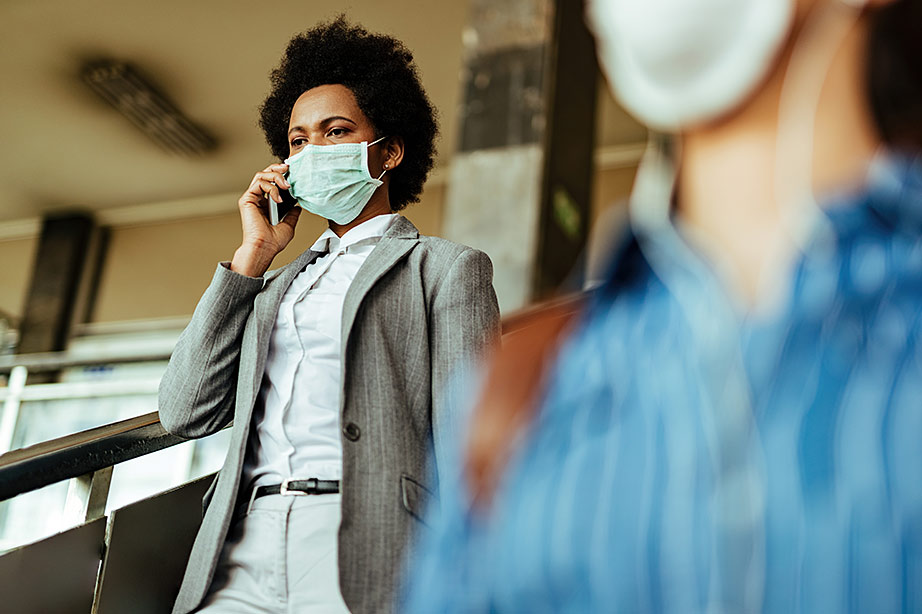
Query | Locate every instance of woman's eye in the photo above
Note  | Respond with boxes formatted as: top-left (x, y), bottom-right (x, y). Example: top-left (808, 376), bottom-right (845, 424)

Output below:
top-left (327, 127), bottom-right (347, 137)
top-left (290, 137), bottom-right (307, 147)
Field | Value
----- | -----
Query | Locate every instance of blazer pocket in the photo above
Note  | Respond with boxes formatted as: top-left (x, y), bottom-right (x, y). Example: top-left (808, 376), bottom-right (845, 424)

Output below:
top-left (202, 472), bottom-right (220, 518)
top-left (400, 474), bottom-right (435, 527)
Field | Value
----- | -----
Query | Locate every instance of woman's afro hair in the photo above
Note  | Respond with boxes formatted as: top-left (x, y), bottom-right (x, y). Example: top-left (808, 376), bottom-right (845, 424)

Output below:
top-left (259, 17), bottom-right (439, 211)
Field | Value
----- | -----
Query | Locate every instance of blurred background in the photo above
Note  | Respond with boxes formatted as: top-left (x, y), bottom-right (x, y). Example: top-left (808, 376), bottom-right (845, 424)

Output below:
top-left (0, 0), bottom-right (642, 556)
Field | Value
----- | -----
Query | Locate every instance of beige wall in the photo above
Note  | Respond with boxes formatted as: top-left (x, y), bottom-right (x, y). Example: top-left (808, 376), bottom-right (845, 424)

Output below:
top-left (90, 181), bottom-right (448, 323)
top-left (586, 164), bottom-right (638, 284)
top-left (592, 164), bottom-right (637, 224)
top-left (94, 213), bottom-right (245, 322)
top-left (0, 236), bottom-right (38, 322)
top-left (402, 182), bottom-right (445, 239)
top-left (2, 164), bottom-right (631, 326)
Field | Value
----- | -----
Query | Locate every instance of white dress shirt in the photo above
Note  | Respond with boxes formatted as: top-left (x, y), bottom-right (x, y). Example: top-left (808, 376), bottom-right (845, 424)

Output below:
top-left (245, 214), bottom-right (398, 487)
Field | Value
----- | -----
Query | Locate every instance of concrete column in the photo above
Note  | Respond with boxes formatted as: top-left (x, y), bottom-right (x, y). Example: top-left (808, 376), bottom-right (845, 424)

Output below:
top-left (442, 0), bottom-right (598, 312)
top-left (17, 214), bottom-right (98, 355)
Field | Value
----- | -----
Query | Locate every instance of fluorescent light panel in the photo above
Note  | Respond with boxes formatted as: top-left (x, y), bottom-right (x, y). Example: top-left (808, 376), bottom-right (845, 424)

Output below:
top-left (82, 60), bottom-right (216, 156)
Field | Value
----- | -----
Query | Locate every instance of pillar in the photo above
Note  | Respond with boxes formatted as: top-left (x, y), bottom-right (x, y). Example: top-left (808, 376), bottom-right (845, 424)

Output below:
top-left (17, 214), bottom-right (99, 355)
top-left (441, 0), bottom-right (599, 312)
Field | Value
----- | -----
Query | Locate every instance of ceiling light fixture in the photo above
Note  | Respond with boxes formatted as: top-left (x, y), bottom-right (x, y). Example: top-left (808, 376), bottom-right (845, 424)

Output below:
top-left (81, 60), bottom-right (217, 156)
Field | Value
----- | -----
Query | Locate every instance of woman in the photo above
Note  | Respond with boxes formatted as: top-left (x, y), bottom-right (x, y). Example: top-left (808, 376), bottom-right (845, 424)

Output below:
top-left (159, 18), bottom-right (500, 614)
top-left (404, 0), bottom-right (922, 611)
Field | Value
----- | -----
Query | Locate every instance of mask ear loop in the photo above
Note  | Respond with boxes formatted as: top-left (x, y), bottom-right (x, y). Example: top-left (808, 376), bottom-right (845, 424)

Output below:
top-left (368, 135), bottom-right (390, 181)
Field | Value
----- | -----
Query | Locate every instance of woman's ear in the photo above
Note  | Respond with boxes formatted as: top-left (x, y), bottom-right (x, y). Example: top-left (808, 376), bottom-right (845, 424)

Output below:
top-left (384, 136), bottom-right (405, 171)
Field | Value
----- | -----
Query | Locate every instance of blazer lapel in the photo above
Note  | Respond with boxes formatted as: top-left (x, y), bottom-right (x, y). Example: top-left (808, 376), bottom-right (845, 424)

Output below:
top-left (340, 216), bottom-right (420, 348)
top-left (253, 248), bottom-right (322, 355)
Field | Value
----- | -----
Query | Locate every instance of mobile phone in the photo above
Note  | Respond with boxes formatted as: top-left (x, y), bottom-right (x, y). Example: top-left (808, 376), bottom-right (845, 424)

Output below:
top-left (269, 186), bottom-right (299, 225)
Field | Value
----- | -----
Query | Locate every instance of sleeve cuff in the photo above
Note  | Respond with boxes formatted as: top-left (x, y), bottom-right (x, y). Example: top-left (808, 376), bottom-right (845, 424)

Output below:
top-left (213, 261), bottom-right (265, 293)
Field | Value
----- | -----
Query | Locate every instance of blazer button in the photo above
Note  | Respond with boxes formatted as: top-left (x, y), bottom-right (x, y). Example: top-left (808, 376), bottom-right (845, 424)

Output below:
top-left (343, 422), bottom-right (361, 442)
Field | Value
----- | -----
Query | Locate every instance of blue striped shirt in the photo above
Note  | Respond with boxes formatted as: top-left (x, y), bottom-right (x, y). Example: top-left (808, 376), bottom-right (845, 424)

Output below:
top-left (403, 152), bottom-right (922, 613)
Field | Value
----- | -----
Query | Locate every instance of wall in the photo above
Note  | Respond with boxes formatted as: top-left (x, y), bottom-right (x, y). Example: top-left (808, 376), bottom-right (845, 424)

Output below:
top-left (586, 164), bottom-right (638, 286)
top-left (0, 160), bottom-right (637, 327)
top-left (90, 181), bottom-right (448, 323)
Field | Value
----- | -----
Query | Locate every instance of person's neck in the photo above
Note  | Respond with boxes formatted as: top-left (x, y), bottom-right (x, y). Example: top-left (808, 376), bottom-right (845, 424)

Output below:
top-left (678, 7), bottom-right (881, 303)
top-left (328, 196), bottom-right (393, 237)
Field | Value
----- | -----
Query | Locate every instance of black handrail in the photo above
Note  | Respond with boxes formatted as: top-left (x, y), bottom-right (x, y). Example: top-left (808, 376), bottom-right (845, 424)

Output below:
top-left (0, 293), bottom-right (588, 503)
top-left (0, 412), bottom-right (187, 502)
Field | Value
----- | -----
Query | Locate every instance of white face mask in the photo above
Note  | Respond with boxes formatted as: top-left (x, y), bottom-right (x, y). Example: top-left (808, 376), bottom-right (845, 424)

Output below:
top-left (284, 136), bottom-right (388, 225)
top-left (586, 0), bottom-right (795, 131)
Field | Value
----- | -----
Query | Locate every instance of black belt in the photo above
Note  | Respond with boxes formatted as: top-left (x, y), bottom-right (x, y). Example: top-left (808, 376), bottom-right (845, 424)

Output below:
top-left (254, 478), bottom-right (340, 499)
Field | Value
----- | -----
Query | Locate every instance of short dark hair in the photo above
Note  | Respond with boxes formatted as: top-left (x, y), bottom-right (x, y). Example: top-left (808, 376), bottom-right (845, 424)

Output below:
top-left (868, 0), bottom-right (922, 151)
top-left (258, 17), bottom-right (439, 210)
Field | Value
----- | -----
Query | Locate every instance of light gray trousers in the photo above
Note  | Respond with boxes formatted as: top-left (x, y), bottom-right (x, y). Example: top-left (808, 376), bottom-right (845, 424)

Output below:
top-left (195, 493), bottom-right (350, 613)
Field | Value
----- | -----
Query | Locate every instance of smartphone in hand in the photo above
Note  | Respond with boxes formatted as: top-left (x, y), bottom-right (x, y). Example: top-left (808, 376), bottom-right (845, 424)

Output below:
top-left (269, 187), bottom-right (299, 225)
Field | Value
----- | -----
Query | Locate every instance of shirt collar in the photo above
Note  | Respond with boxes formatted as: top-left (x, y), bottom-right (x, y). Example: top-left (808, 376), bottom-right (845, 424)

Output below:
top-left (309, 213), bottom-right (399, 253)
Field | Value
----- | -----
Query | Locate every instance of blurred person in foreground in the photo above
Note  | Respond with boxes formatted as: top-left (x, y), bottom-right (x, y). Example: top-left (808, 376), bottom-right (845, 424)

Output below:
top-left (403, 0), bottom-right (922, 611)
top-left (158, 18), bottom-right (499, 614)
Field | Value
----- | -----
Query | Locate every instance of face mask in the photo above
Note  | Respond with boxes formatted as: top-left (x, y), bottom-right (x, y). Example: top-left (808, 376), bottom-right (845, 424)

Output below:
top-left (586, 0), bottom-right (795, 131)
top-left (284, 136), bottom-right (388, 225)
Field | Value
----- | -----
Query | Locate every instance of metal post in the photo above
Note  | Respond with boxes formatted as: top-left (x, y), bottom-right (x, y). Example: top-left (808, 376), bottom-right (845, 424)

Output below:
top-left (63, 466), bottom-right (113, 527)
top-left (0, 366), bottom-right (27, 455)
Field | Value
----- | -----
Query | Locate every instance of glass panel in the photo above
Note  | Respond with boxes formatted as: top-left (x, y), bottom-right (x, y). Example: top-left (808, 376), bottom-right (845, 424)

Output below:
top-left (106, 429), bottom-right (230, 513)
top-left (0, 481), bottom-right (69, 554)
top-left (11, 394), bottom-right (158, 450)
top-left (0, 429), bottom-right (230, 552)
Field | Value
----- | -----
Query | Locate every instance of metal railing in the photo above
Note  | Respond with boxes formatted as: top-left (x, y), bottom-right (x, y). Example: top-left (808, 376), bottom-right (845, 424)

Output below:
top-left (0, 348), bottom-right (173, 461)
top-left (0, 292), bottom-right (586, 530)
top-left (0, 346), bottom-right (178, 539)
top-left (0, 412), bottom-right (188, 526)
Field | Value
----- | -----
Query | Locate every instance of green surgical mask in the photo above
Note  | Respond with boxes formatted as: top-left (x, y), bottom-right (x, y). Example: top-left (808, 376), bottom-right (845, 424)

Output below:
top-left (284, 136), bottom-right (388, 225)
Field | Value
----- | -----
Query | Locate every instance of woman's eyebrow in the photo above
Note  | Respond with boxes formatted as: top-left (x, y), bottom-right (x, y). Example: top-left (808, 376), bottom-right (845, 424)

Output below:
top-left (319, 116), bottom-right (357, 128)
top-left (287, 116), bottom-right (357, 136)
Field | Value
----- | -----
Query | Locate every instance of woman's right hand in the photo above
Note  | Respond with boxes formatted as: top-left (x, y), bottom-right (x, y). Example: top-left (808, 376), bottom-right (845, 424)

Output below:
top-left (230, 163), bottom-right (302, 277)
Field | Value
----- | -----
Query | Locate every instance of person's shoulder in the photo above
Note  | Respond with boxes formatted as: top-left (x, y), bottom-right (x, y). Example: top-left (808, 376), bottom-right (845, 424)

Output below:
top-left (415, 234), bottom-right (489, 263)
top-left (388, 216), bottom-right (491, 270)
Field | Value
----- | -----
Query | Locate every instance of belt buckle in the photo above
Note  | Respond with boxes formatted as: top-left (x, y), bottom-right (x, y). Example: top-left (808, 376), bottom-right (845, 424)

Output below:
top-left (245, 485), bottom-right (259, 515)
top-left (280, 477), bottom-right (313, 496)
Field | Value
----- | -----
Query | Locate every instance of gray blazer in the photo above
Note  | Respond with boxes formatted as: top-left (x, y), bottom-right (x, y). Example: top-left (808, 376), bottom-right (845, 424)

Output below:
top-left (158, 216), bottom-right (500, 613)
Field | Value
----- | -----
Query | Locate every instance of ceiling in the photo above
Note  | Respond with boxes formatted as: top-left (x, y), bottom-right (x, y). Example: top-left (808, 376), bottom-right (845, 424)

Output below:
top-left (0, 0), bottom-right (643, 226)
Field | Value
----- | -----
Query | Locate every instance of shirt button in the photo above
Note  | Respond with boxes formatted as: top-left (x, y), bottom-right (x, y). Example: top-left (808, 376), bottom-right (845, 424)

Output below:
top-left (343, 422), bottom-right (361, 442)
